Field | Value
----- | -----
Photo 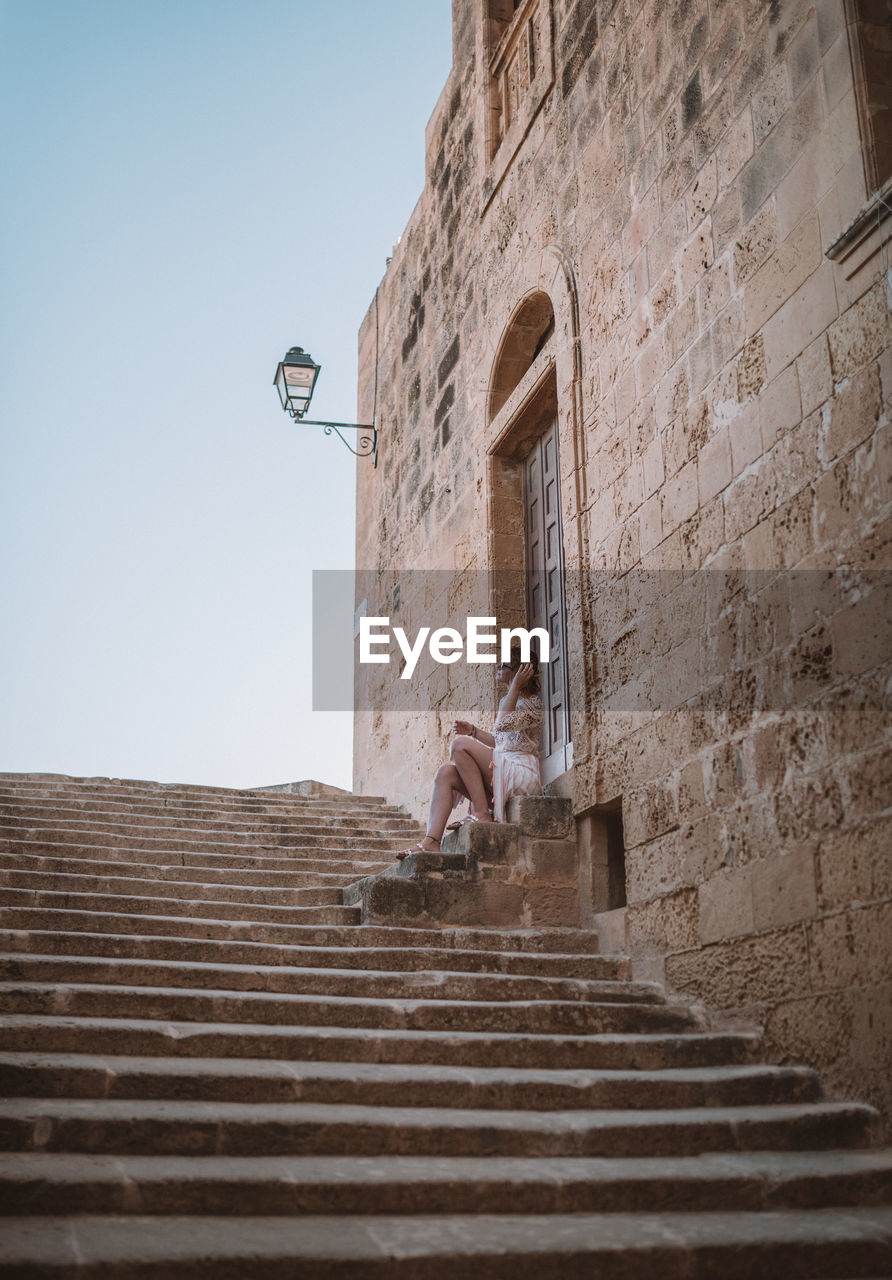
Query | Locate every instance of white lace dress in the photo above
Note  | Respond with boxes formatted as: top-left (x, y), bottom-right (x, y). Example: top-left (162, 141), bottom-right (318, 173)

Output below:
top-left (491, 693), bottom-right (543, 822)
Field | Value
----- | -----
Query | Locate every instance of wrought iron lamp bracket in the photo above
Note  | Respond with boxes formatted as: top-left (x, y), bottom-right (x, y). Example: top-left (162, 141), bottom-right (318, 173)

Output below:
top-left (295, 417), bottom-right (378, 467)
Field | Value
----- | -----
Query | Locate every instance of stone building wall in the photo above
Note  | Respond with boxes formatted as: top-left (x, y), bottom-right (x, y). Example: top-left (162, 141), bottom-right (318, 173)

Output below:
top-left (353, 0), bottom-right (892, 1131)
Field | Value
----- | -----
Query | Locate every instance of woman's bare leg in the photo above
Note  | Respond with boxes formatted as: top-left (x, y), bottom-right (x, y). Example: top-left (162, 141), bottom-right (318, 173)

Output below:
top-left (425, 763), bottom-right (465, 844)
top-left (398, 742), bottom-right (493, 861)
top-left (449, 735), bottom-right (494, 822)
top-left (398, 764), bottom-right (466, 858)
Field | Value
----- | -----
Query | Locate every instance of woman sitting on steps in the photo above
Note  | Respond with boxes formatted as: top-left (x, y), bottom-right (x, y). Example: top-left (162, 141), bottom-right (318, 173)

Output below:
top-left (397, 647), bottom-right (543, 859)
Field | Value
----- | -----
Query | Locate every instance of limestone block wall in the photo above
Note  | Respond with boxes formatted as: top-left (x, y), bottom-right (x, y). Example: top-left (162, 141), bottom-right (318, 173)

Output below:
top-left (353, 0), bottom-right (891, 1131)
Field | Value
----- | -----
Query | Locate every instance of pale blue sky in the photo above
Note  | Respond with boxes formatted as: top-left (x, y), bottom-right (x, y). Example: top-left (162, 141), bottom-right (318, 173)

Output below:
top-left (0, 0), bottom-right (452, 791)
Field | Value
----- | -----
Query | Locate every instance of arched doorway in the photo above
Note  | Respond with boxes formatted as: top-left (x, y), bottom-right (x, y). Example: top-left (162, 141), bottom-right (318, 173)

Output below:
top-left (488, 291), bottom-right (571, 779)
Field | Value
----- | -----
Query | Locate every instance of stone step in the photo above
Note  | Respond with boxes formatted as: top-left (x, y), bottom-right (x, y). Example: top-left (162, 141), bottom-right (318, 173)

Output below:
top-left (0, 772), bottom-right (384, 799)
top-left (2, 1208), bottom-right (891, 1278)
top-left (0, 820), bottom-right (416, 852)
top-left (0, 852), bottom-right (369, 888)
top-left (0, 1053), bottom-right (824, 1111)
top-left (0, 777), bottom-right (393, 813)
top-left (0, 1017), bottom-right (765, 1070)
top-left (0, 930), bottom-right (626, 979)
top-left (0, 911), bottom-right (603, 954)
top-left (0, 871), bottom-right (348, 908)
top-left (0, 889), bottom-right (360, 928)
top-left (0, 824), bottom-right (415, 854)
top-left (0, 783), bottom-right (396, 824)
top-left (0, 905), bottom-right (413, 947)
top-left (3, 1150), bottom-right (890, 1217)
top-left (0, 983), bottom-right (699, 1036)
top-left (0, 840), bottom-right (393, 876)
top-left (0, 800), bottom-right (418, 834)
top-left (0, 806), bottom-right (406, 836)
top-left (0, 955), bottom-right (658, 1005)
top-left (0, 1097), bottom-right (876, 1158)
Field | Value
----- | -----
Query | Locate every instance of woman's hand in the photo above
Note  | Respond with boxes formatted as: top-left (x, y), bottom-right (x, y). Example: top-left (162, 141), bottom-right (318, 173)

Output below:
top-left (510, 663), bottom-right (535, 692)
top-left (453, 720), bottom-right (475, 737)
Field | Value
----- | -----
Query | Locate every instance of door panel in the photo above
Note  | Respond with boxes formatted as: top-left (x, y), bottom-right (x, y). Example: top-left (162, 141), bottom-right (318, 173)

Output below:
top-left (523, 419), bottom-right (570, 762)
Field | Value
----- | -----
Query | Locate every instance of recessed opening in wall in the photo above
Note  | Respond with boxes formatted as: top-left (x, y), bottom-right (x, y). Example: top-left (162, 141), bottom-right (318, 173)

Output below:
top-left (488, 291), bottom-right (555, 421)
top-left (577, 800), bottom-right (626, 914)
top-left (605, 803), bottom-right (626, 911)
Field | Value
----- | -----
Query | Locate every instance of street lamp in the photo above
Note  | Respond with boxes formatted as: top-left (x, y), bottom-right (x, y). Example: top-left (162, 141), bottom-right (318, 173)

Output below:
top-left (273, 345), bottom-right (377, 466)
top-left (273, 346), bottom-right (320, 421)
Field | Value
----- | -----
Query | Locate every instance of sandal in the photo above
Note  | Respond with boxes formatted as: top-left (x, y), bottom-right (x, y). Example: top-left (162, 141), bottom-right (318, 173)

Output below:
top-left (445, 814), bottom-right (479, 831)
top-left (396, 837), bottom-right (440, 861)
top-left (446, 808), bottom-right (495, 831)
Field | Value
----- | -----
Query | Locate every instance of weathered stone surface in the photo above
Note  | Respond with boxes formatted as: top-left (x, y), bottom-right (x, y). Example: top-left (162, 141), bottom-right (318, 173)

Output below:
top-left (523, 884), bottom-right (582, 927)
top-left (745, 212), bottom-right (822, 336)
top-left (764, 991), bottom-right (853, 1075)
top-left (627, 888), bottom-right (699, 953)
top-left (816, 819), bottom-right (892, 910)
top-left (442, 820), bottom-right (516, 861)
top-left (751, 850), bottom-right (818, 932)
top-left (625, 830), bottom-right (687, 904)
top-left (827, 281), bottom-right (892, 383)
top-left (506, 796), bottom-right (573, 839)
top-left (699, 867), bottom-right (755, 945)
top-left (665, 926), bottom-right (812, 1008)
top-left (831, 581), bottom-right (891, 678)
top-left (517, 838), bottom-right (579, 882)
top-left (624, 779), bottom-right (678, 849)
top-left (737, 333), bottom-right (767, 399)
top-left (821, 363), bottom-right (883, 464)
top-left (797, 333), bottom-right (832, 415)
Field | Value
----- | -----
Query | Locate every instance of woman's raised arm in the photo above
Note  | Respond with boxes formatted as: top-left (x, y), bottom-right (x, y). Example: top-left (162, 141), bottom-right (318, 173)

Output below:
top-left (494, 663), bottom-right (536, 725)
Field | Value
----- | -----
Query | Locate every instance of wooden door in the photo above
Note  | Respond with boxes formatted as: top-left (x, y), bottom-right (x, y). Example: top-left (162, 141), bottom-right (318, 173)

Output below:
top-left (523, 419), bottom-right (570, 766)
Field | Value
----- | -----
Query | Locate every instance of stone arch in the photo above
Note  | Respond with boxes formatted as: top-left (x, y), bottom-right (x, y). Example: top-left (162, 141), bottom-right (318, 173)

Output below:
top-left (483, 244), bottom-right (583, 439)
top-left (488, 291), bottom-right (556, 422)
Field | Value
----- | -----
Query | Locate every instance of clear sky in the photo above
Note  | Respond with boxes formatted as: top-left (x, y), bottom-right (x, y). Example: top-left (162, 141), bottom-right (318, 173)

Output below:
top-left (0, 0), bottom-right (452, 792)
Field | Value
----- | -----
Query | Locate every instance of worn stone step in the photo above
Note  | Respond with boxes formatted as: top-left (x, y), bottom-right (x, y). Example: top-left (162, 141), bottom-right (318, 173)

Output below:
top-left (0, 955), bottom-right (658, 1006)
top-left (0, 889), bottom-right (360, 927)
top-left (3, 1208), bottom-right (891, 1278)
top-left (0, 1053), bottom-right (824, 1111)
top-left (0, 983), bottom-right (698, 1035)
top-left (0, 803), bottom-right (406, 833)
top-left (0, 871), bottom-right (347, 908)
top-left (0, 774), bottom-right (390, 807)
top-left (0, 814), bottom-right (409, 855)
top-left (0, 1017), bottom-right (765, 1070)
top-left (0, 911), bottom-right (603, 954)
top-left (0, 929), bottom-right (626, 979)
top-left (0, 840), bottom-right (392, 876)
top-left (0, 802), bottom-right (413, 830)
top-left (0, 798), bottom-right (397, 822)
top-left (0, 823), bottom-right (415, 854)
top-left (0, 1097), bottom-right (877, 1158)
top-left (2, 1150), bottom-right (890, 1217)
top-left (0, 800), bottom-right (418, 833)
top-left (0, 852), bottom-right (367, 888)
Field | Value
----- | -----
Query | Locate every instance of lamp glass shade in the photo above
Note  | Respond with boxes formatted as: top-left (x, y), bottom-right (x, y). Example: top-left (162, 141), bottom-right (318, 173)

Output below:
top-left (274, 347), bottom-right (320, 419)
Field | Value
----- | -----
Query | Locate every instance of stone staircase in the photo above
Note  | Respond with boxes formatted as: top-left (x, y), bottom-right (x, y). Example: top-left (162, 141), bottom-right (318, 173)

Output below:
top-left (0, 771), bottom-right (890, 1277)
